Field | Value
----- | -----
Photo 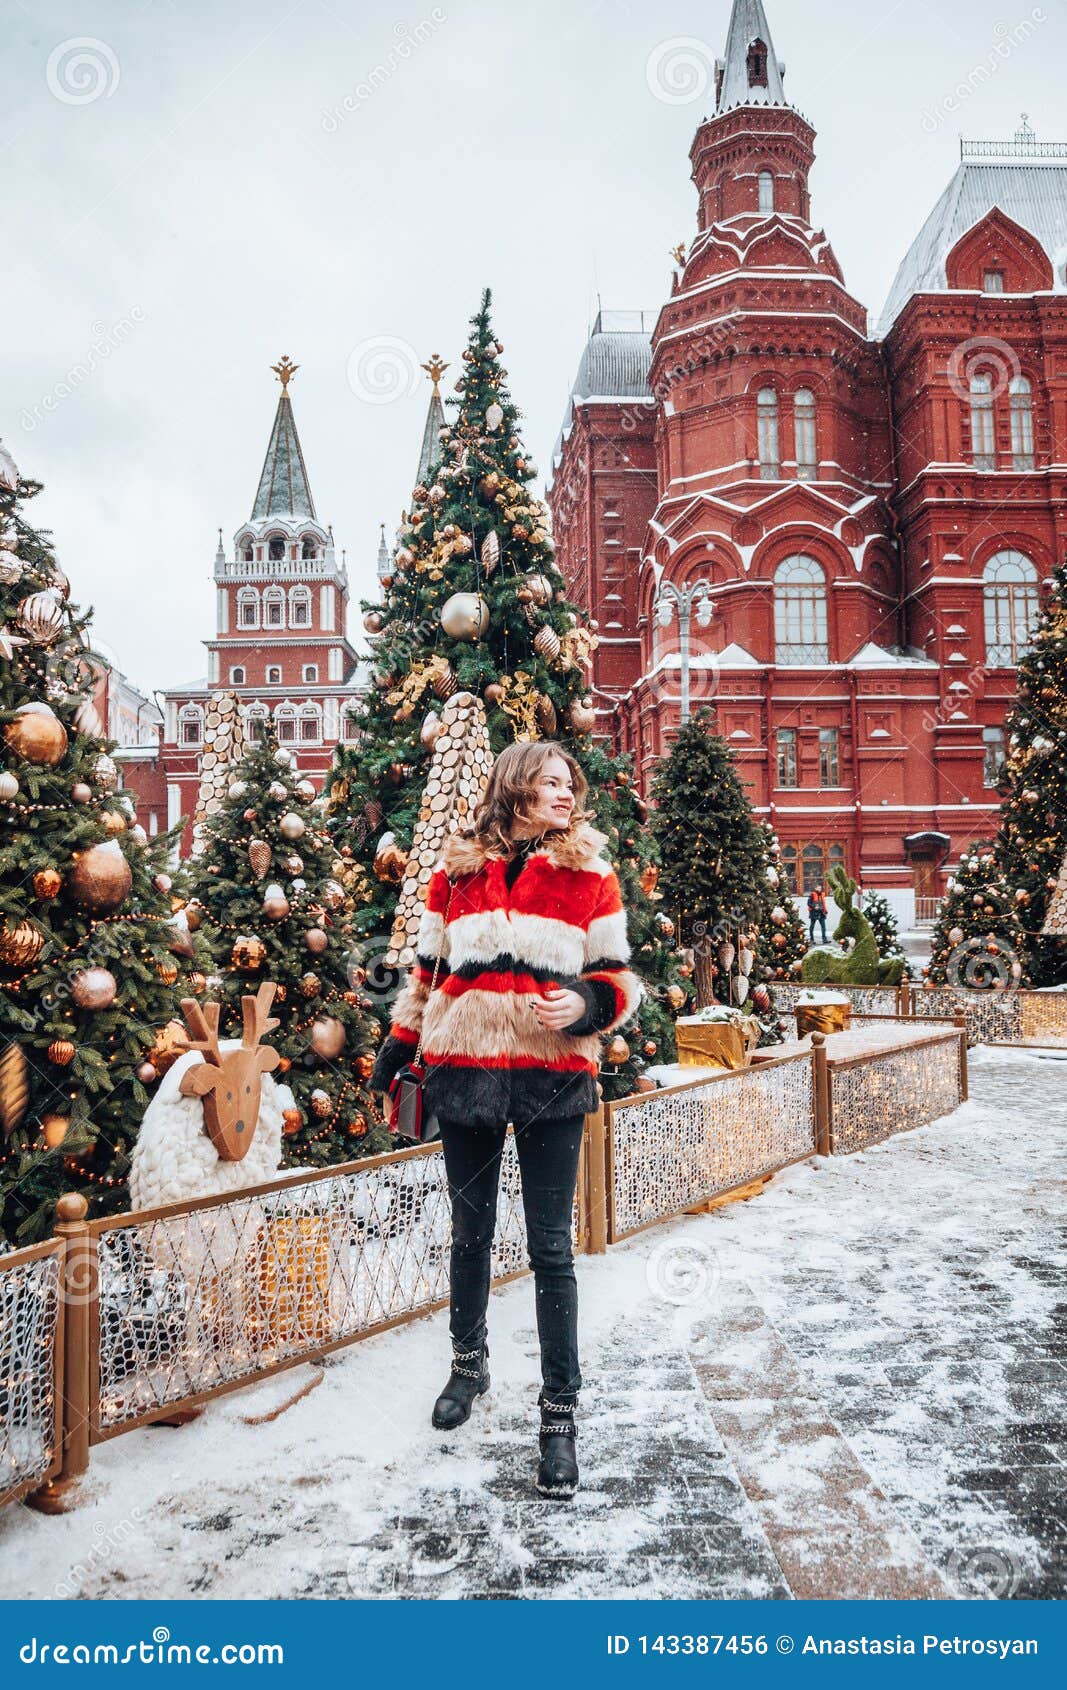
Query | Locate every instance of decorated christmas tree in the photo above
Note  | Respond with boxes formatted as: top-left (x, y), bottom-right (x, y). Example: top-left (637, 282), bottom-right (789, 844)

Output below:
top-left (0, 450), bottom-right (208, 1243)
top-left (858, 888), bottom-right (910, 976)
top-left (649, 708), bottom-right (772, 1010)
top-left (755, 824), bottom-right (808, 989)
top-left (925, 843), bottom-right (1027, 989)
top-left (188, 730), bottom-right (391, 1163)
top-left (327, 290), bottom-right (687, 1097)
top-left (992, 560), bottom-right (1067, 987)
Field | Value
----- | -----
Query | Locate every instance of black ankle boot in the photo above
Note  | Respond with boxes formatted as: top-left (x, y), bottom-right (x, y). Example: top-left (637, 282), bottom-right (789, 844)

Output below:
top-left (536, 1396), bottom-right (579, 1499)
top-left (431, 1343), bottom-right (490, 1430)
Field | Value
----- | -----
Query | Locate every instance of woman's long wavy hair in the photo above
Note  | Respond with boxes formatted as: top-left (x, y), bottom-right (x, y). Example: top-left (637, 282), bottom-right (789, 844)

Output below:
top-left (465, 741), bottom-right (594, 856)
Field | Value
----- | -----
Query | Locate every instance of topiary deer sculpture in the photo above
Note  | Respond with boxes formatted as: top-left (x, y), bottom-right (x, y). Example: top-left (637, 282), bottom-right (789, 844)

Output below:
top-left (801, 866), bottom-right (906, 986)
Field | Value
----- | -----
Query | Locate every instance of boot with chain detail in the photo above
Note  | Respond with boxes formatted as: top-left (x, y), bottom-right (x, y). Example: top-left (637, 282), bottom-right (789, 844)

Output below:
top-left (536, 1396), bottom-right (578, 1499)
top-left (431, 1342), bottom-right (490, 1430)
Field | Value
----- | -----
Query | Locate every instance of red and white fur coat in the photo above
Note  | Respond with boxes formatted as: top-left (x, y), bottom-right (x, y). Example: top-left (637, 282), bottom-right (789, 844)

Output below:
top-left (369, 819), bottom-right (643, 1128)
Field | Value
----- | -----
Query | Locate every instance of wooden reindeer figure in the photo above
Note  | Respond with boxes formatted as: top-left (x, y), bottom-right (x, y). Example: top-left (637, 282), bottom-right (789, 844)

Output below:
top-left (179, 982), bottom-right (281, 1162)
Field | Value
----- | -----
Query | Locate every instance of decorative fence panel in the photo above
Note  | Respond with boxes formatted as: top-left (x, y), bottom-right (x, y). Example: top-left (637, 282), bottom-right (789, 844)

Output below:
top-left (605, 1051), bottom-right (817, 1244)
top-left (774, 979), bottom-right (1067, 1049)
top-left (826, 1032), bottom-right (964, 1156)
top-left (1018, 992), bottom-right (1067, 1046)
top-left (0, 1239), bottom-right (64, 1508)
top-left (771, 982), bottom-right (904, 1018)
top-left (91, 1132), bottom-right (576, 1439)
top-left (907, 986), bottom-right (1022, 1046)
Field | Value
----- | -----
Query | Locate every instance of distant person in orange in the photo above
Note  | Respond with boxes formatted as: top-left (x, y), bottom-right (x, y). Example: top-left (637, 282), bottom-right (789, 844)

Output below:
top-left (807, 884), bottom-right (828, 943)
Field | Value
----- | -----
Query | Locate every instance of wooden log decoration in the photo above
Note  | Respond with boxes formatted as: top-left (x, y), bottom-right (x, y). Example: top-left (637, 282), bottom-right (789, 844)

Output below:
top-left (384, 690), bottom-right (494, 971)
top-left (178, 983), bottom-right (280, 1162)
top-left (191, 690), bottom-right (247, 856)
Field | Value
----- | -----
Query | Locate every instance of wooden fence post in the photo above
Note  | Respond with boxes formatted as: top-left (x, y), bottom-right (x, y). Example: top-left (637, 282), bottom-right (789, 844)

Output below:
top-left (27, 1193), bottom-right (96, 1514)
top-left (584, 1104), bottom-right (608, 1254)
top-left (954, 1014), bottom-right (969, 1102)
top-left (811, 1032), bottom-right (831, 1157)
top-left (897, 980), bottom-right (913, 1017)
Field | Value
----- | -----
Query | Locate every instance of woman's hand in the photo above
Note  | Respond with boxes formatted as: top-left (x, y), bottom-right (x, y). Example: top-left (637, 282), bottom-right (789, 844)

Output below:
top-left (529, 987), bottom-right (587, 1032)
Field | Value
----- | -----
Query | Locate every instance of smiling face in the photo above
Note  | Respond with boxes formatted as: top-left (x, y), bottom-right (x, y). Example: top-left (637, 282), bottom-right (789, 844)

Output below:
top-left (512, 753), bottom-right (576, 839)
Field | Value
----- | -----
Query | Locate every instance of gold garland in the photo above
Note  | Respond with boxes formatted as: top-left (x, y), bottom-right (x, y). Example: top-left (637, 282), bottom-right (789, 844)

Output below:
top-left (498, 670), bottom-right (541, 742)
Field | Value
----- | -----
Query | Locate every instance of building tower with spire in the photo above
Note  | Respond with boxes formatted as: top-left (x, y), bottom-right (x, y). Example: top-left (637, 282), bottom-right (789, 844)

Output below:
top-left (549, 0), bottom-right (1067, 921)
top-left (154, 357), bottom-right (361, 848)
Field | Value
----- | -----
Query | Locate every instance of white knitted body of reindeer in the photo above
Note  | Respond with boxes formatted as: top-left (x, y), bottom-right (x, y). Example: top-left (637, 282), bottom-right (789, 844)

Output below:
top-left (130, 986), bottom-right (291, 1212)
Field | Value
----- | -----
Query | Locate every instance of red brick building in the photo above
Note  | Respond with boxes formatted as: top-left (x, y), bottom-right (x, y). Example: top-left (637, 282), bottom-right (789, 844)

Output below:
top-left (548, 0), bottom-right (1067, 921)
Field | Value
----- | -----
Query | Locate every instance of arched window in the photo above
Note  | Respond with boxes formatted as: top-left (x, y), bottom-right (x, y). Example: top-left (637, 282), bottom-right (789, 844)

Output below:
top-left (299, 703), bottom-right (322, 743)
top-left (747, 38), bottom-right (768, 88)
top-left (289, 586), bottom-right (312, 628)
top-left (794, 388), bottom-right (817, 479)
top-left (267, 535), bottom-right (286, 562)
top-left (1010, 376), bottom-right (1034, 470)
top-left (237, 533), bottom-right (254, 563)
top-left (301, 536), bottom-right (318, 560)
top-left (757, 388), bottom-right (780, 479)
top-left (983, 552), bottom-right (1039, 665)
top-left (302, 663), bottom-right (318, 684)
top-left (263, 587), bottom-right (285, 629)
top-left (229, 666), bottom-right (246, 685)
top-left (265, 664), bottom-right (282, 685)
top-left (774, 556), bottom-right (828, 664)
top-left (969, 372), bottom-right (996, 471)
top-left (274, 703), bottom-right (298, 743)
top-left (178, 704), bottom-right (203, 747)
top-left (237, 589), bottom-right (259, 629)
top-left (244, 704), bottom-right (269, 743)
top-left (758, 170), bottom-right (774, 213)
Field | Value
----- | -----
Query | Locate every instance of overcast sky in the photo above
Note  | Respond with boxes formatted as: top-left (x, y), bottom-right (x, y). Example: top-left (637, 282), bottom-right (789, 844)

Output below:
top-left (3, 0), bottom-right (1062, 695)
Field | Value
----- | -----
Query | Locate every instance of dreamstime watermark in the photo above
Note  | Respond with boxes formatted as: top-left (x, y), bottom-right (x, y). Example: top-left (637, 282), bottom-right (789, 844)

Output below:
top-left (619, 313), bottom-right (741, 438)
top-left (920, 11), bottom-right (1046, 133)
top-left (648, 626), bottom-right (722, 713)
top-left (646, 36), bottom-right (716, 106)
top-left (346, 1529), bottom-right (467, 1595)
top-left (346, 936), bottom-right (404, 1008)
top-left (645, 1238), bottom-right (721, 1307)
top-left (53, 1508), bottom-right (146, 1599)
top-left (944, 935), bottom-right (1022, 990)
top-left (946, 335), bottom-right (1021, 403)
top-left (46, 37), bottom-right (121, 106)
top-left (346, 336), bottom-right (422, 406)
top-left (946, 1544), bottom-right (1023, 1599)
top-left (19, 310), bottom-right (147, 434)
top-left (321, 13), bottom-right (447, 133)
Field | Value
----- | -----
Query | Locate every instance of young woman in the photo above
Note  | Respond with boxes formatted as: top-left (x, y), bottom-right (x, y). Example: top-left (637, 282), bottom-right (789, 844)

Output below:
top-left (369, 741), bottom-right (642, 1499)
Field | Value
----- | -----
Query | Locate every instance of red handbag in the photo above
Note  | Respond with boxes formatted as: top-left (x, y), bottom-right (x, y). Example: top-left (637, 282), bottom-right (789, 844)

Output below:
top-left (386, 877), bottom-right (454, 1144)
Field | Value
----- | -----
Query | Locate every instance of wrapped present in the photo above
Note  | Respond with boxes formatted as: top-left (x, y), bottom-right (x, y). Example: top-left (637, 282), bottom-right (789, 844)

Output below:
top-left (795, 991), bottom-right (852, 1038)
top-left (675, 1012), bottom-right (761, 1070)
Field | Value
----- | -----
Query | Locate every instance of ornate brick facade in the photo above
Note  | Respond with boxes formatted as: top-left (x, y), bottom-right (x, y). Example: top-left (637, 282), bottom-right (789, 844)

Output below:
top-left (548, 0), bottom-right (1067, 920)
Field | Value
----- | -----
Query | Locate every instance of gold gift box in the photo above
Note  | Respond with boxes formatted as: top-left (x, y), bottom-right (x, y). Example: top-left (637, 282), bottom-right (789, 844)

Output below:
top-left (676, 1016), bottom-right (760, 1070)
top-left (796, 1000), bottom-right (852, 1038)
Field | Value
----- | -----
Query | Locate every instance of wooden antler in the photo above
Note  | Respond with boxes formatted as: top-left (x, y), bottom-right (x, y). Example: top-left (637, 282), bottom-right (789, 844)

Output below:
top-left (241, 981), bottom-right (280, 1049)
top-left (180, 998), bottom-right (224, 1066)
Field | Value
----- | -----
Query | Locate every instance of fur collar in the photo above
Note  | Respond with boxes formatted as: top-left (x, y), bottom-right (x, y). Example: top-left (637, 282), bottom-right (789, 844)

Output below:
top-left (440, 818), bottom-right (610, 878)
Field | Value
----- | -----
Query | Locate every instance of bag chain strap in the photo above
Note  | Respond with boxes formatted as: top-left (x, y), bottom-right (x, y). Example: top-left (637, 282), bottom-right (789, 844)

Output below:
top-left (413, 877), bottom-right (454, 1069)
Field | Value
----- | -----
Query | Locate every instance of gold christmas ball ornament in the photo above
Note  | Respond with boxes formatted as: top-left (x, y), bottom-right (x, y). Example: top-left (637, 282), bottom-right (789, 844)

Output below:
top-left (137, 1062), bottom-right (158, 1084)
top-left (295, 780), bottom-right (316, 802)
top-left (71, 967), bottom-right (117, 1009)
top-left (93, 753), bottom-right (119, 792)
top-left (48, 1038), bottom-right (76, 1066)
top-left (16, 590), bottom-right (65, 645)
top-left (41, 1113), bottom-right (71, 1149)
top-left (262, 882), bottom-right (290, 919)
top-left (231, 934), bottom-right (267, 970)
top-left (299, 971), bottom-right (321, 998)
top-left (71, 781), bottom-right (92, 803)
top-left (666, 984), bottom-right (686, 1009)
top-left (440, 592), bottom-right (490, 641)
top-left (285, 854), bottom-right (304, 875)
top-left (0, 917), bottom-right (46, 967)
top-left (484, 682), bottom-right (505, 707)
top-left (605, 1035), bottom-right (630, 1066)
top-left (100, 809), bottom-right (127, 836)
top-left (282, 1108), bottom-right (304, 1137)
top-left (66, 840), bottom-right (132, 913)
top-left (310, 1088), bottom-right (332, 1119)
top-left (346, 1116), bottom-right (368, 1138)
top-left (4, 702), bottom-right (68, 767)
top-left (184, 901), bottom-right (204, 932)
top-left (188, 971), bottom-right (207, 994)
top-left (279, 812), bottom-right (306, 841)
top-left (362, 611), bottom-right (383, 635)
top-left (146, 1020), bottom-right (191, 1077)
top-left (533, 624), bottom-right (561, 664)
top-left (305, 927), bottom-right (329, 954)
top-left (0, 771), bottom-right (18, 801)
top-left (156, 958), bottom-right (179, 986)
top-left (32, 868), bottom-right (62, 900)
top-left (72, 696), bottom-right (103, 738)
top-left (310, 1016), bottom-right (346, 1060)
top-left (355, 1052), bottom-right (375, 1080)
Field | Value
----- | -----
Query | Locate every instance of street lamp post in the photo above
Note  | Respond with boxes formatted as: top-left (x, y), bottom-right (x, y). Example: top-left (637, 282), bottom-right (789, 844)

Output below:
top-left (653, 578), bottom-right (714, 725)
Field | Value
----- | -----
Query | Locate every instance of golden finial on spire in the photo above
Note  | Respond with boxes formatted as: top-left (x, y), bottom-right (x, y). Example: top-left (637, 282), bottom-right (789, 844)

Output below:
top-left (670, 242), bottom-right (687, 268)
top-left (272, 355), bottom-right (299, 392)
top-left (422, 353), bottom-right (449, 392)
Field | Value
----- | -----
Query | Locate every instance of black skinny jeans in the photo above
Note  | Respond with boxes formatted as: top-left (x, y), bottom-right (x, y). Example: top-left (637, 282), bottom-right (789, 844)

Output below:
top-left (437, 1113), bottom-right (585, 1406)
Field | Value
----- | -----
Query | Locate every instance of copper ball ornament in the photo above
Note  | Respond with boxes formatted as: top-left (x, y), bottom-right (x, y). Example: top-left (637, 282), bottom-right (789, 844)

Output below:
top-left (310, 1016), bottom-right (346, 1060)
top-left (100, 809), bottom-right (127, 836)
top-left (295, 780), bottom-right (315, 802)
top-left (282, 1108), bottom-right (303, 1137)
top-left (639, 863), bottom-right (659, 895)
top-left (322, 879), bottom-right (345, 912)
top-left (156, 958), bottom-right (179, 986)
top-left (4, 703), bottom-right (68, 767)
top-left (93, 753), bottom-right (119, 791)
top-left (137, 1062), bottom-right (158, 1084)
top-left (32, 869), bottom-right (62, 900)
top-left (305, 927), bottom-right (328, 954)
top-left (262, 882), bottom-right (290, 920)
top-left (285, 854), bottom-right (304, 875)
top-left (346, 1116), bottom-right (368, 1138)
top-left (41, 1113), bottom-right (71, 1149)
top-left (48, 1038), bottom-right (76, 1066)
top-left (299, 971), bottom-right (321, 998)
top-left (145, 1020), bottom-right (190, 1077)
top-left (279, 812), bottom-right (306, 841)
top-left (66, 840), bottom-right (132, 913)
top-left (71, 967), bottom-right (117, 1009)
top-left (0, 917), bottom-right (46, 967)
top-left (70, 781), bottom-right (91, 804)
top-left (440, 591), bottom-right (489, 641)
top-left (605, 1035), bottom-right (630, 1066)
top-left (16, 590), bottom-right (64, 645)
top-left (666, 984), bottom-right (686, 1009)
top-left (484, 682), bottom-right (504, 707)
top-left (310, 1088), bottom-right (332, 1119)
top-left (0, 771), bottom-right (18, 801)
top-left (231, 934), bottom-right (267, 970)
top-left (355, 1053), bottom-right (375, 1080)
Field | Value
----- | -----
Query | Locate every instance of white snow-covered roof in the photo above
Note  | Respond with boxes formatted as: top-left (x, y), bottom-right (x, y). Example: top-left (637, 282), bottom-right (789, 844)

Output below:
top-left (877, 149), bottom-right (1067, 336)
top-left (846, 642), bottom-right (937, 668)
top-left (715, 0), bottom-right (789, 114)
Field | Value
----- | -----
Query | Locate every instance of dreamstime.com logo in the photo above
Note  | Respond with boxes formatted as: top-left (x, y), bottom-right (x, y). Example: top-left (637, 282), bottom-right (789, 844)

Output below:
top-left (347, 935), bottom-right (404, 1008)
top-left (347, 1531), bottom-right (467, 1595)
top-left (645, 37), bottom-right (716, 105)
top-left (947, 335), bottom-right (1021, 403)
top-left (647, 627), bottom-right (721, 714)
top-left (947, 1545), bottom-right (1023, 1600)
top-left (944, 936), bottom-right (1022, 990)
top-left (18, 1628), bottom-right (283, 1666)
top-left (645, 1238), bottom-right (722, 1307)
top-left (45, 38), bottom-right (120, 105)
top-left (346, 336), bottom-right (422, 406)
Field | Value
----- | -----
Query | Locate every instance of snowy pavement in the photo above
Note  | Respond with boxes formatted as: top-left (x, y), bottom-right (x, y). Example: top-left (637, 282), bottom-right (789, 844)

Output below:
top-left (0, 1048), bottom-right (1063, 1601)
